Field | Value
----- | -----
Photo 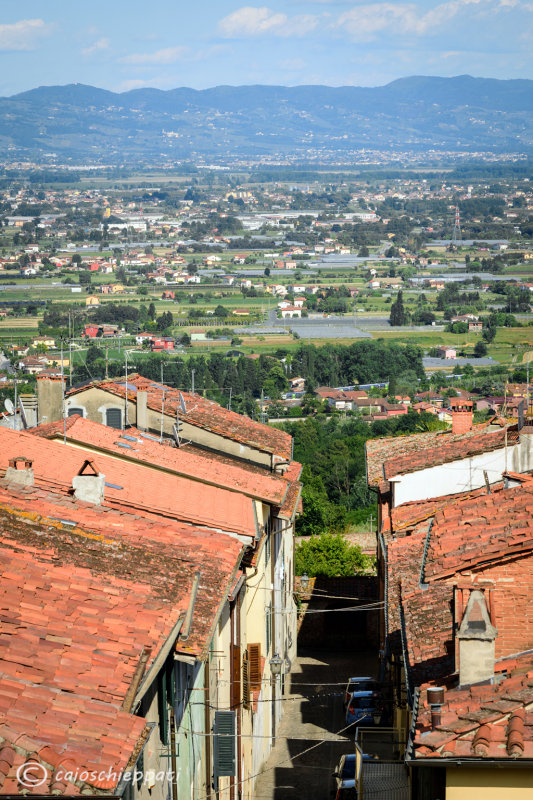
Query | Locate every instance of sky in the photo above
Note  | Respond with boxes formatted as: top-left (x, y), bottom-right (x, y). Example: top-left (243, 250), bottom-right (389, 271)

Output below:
top-left (0, 0), bottom-right (531, 96)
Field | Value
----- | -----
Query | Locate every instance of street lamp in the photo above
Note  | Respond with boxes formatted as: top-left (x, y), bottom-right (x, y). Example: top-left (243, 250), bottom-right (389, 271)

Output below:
top-left (300, 573), bottom-right (310, 591)
top-left (269, 653), bottom-right (283, 678)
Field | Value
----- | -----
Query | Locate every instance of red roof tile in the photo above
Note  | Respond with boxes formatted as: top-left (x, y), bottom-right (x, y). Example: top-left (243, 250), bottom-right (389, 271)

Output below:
top-left (32, 415), bottom-right (301, 510)
top-left (386, 482), bottom-right (533, 686)
top-left (366, 425), bottom-right (514, 492)
top-left (0, 483), bottom-right (243, 793)
top-left (413, 658), bottom-right (533, 762)
top-left (66, 374), bottom-right (292, 460)
top-left (0, 426), bottom-right (256, 537)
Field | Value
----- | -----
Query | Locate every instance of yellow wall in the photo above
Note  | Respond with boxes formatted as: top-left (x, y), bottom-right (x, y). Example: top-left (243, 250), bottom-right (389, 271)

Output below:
top-left (446, 768), bottom-right (533, 799)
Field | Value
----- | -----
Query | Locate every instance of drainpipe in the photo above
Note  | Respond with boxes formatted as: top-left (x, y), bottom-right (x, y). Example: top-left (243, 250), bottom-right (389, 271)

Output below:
top-left (271, 521), bottom-right (277, 744)
top-left (180, 572), bottom-right (201, 642)
top-left (169, 708), bottom-right (178, 800)
top-left (204, 660), bottom-right (212, 800)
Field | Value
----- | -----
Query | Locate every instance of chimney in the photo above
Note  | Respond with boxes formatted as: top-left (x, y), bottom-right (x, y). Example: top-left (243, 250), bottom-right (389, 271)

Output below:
top-left (427, 687), bottom-right (445, 730)
top-left (450, 398), bottom-right (474, 434)
top-left (72, 459), bottom-right (105, 505)
top-left (137, 390), bottom-right (148, 431)
top-left (37, 376), bottom-right (65, 426)
top-left (458, 589), bottom-right (497, 686)
top-left (4, 456), bottom-right (34, 487)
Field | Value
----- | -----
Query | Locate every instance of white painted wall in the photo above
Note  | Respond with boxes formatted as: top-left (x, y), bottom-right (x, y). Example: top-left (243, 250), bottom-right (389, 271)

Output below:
top-left (391, 434), bottom-right (533, 507)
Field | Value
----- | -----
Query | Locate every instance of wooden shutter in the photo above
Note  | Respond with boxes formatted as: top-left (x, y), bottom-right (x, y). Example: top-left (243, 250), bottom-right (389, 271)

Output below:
top-left (248, 643), bottom-right (261, 691)
top-left (214, 710), bottom-right (236, 785)
top-left (231, 644), bottom-right (241, 709)
top-left (242, 651), bottom-right (250, 709)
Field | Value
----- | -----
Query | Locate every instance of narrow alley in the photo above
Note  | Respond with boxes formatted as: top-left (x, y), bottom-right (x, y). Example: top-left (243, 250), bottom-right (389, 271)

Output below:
top-left (253, 644), bottom-right (378, 799)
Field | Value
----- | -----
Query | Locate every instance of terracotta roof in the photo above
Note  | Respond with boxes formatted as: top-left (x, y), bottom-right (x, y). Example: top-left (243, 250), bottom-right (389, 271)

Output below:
top-left (423, 483), bottom-right (533, 582)
top-left (384, 482), bottom-right (530, 685)
top-left (32, 415), bottom-right (300, 509)
top-left (0, 482), bottom-right (242, 793)
top-left (0, 426), bottom-right (256, 537)
top-left (413, 657), bottom-right (533, 761)
top-left (366, 425), bottom-right (514, 492)
top-left (66, 374), bottom-right (292, 460)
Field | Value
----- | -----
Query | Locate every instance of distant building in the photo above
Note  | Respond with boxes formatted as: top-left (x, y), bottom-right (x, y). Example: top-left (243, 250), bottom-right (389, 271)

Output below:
top-left (437, 346), bottom-right (456, 360)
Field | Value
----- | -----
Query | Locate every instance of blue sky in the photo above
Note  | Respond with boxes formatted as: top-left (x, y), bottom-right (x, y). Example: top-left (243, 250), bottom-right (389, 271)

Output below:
top-left (0, 1), bottom-right (531, 96)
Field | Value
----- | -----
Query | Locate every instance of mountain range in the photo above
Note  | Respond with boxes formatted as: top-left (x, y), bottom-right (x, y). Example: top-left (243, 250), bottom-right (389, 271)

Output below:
top-left (1, 76), bottom-right (532, 164)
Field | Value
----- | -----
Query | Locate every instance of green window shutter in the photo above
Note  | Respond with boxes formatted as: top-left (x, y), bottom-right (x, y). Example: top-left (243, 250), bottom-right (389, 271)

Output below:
top-left (214, 710), bottom-right (236, 786)
top-left (166, 659), bottom-right (176, 708)
top-left (158, 669), bottom-right (168, 746)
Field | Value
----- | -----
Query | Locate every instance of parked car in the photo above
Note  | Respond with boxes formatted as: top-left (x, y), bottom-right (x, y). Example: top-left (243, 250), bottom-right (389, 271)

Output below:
top-left (332, 753), bottom-right (375, 799)
top-left (345, 690), bottom-right (385, 727)
top-left (332, 753), bottom-right (357, 800)
top-left (344, 676), bottom-right (380, 708)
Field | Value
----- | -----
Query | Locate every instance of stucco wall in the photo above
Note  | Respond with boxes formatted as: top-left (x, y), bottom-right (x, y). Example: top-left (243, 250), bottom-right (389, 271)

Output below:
top-left (66, 387), bottom-right (272, 467)
top-left (446, 767), bottom-right (533, 799)
top-left (392, 435), bottom-right (533, 507)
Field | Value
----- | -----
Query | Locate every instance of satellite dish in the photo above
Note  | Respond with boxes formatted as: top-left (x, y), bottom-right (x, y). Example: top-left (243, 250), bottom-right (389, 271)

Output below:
top-left (4, 398), bottom-right (14, 415)
top-left (178, 392), bottom-right (187, 415)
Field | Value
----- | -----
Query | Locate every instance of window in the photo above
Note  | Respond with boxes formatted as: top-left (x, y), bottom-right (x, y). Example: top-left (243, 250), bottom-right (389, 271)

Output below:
top-left (68, 407), bottom-right (84, 417)
top-left (106, 407), bottom-right (122, 429)
top-left (248, 643), bottom-right (261, 690)
top-left (213, 710), bottom-right (236, 786)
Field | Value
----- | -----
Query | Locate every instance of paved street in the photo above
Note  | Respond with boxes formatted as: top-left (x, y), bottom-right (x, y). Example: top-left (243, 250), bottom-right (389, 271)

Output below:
top-left (253, 645), bottom-right (378, 800)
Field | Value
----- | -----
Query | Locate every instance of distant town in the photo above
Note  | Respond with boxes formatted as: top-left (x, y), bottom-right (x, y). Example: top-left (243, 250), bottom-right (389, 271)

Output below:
top-left (0, 159), bottom-right (532, 800)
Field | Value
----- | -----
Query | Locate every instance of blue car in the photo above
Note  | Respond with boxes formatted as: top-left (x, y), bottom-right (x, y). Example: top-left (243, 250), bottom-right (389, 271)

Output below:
top-left (345, 690), bottom-right (385, 727)
top-left (333, 754), bottom-right (357, 800)
top-left (344, 676), bottom-right (379, 708)
top-left (332, 753), bottom-right (376, 799)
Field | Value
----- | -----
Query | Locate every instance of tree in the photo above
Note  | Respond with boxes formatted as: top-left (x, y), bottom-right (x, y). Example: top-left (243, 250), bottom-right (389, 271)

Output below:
top-left (449, 321), bottom-right (468, 334)
top-left (148, 302), bottom-right (156, 321)
top-left (156, 311), bottom-right (173, 332)
top-left (389, 290), bottom-right (408, 326)
top-left (86, 344), bottom-right (104, 366)
top-left (295, 533), bottom-right (371, 578)
top-left (482, 326), bottom-right (497, 343)
top-left (474, 341), bottom-right (488, 357)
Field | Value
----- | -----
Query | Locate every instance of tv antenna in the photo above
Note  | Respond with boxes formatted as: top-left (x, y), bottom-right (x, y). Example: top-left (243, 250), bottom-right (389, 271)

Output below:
top-left (173, 392), bottom-right (197, 448)
top-left (452, 205), bottom-right (461, 245)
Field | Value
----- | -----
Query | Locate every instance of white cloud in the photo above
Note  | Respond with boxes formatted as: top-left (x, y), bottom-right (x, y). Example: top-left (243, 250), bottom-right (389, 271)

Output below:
top-left (218, 6), bottom-right (319, 37)
top-left (119, 46), bottom-right (188, 65)
top-left (335, 0), bottom-right (491, 40)
top-left (82, 37), bottom-right (111, 56)
top-left (0, 19), bottom-right (53, 51)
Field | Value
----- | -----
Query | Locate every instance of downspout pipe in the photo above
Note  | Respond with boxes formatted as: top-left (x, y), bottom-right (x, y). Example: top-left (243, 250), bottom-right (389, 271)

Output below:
top-left (180, 571), bottom-right (201, 642)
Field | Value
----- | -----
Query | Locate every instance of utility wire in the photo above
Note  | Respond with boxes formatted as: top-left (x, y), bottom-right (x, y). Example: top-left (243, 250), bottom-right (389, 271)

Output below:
top-left (191, 716), bottom-right (362, 800)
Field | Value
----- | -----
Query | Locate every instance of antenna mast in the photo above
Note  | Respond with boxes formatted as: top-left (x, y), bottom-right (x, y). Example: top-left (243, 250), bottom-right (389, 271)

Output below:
top-left (452, 205), bottom-right (461, 245)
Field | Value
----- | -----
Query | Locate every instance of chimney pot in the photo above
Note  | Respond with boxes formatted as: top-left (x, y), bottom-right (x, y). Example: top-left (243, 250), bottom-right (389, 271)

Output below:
top-left (5, 456), bottom-right (34, 487)
top-left (427, 687), bottom-right (445, 706)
